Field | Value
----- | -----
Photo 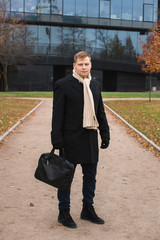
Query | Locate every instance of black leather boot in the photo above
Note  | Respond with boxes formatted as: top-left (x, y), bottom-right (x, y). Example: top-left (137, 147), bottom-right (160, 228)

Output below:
top-left (58, 209), bottom-right (77, 228)
top-left (80, 205), bottom-right (105, 224)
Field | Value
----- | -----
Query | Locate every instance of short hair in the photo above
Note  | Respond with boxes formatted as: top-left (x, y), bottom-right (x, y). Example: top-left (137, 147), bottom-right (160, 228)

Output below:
top-left (74, 51), bottom-right (91, 63)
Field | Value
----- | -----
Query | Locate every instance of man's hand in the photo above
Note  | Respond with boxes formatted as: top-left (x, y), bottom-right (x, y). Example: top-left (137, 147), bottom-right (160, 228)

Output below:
top-left (100, 141), bottom-right (109, 149)
top-left (53, 142), bottom-right (64, 150)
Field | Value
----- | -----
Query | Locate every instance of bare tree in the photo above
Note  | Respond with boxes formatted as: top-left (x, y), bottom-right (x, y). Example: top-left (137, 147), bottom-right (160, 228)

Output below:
top-left (0, 0), bottom-right (35, 91)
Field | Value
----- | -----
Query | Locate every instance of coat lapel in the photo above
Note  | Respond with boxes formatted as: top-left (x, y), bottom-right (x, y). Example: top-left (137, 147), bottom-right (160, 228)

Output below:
top-left (69, 75), bottom-right (97, 97)
top-left (69, 75), bottom-right (83, 94)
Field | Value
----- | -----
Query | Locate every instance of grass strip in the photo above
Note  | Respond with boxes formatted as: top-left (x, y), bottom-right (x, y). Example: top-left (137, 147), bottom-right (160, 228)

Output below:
top-left (0, 91), bottom-right (160, 98)
top-left (104, 100), bottom-right (160, 147)
top-left (0, 98), bottom-right (40, 137)
top-left (102, 92), bottom-right (160, 98)
top-left (0, 92), bottom-right (53, 98)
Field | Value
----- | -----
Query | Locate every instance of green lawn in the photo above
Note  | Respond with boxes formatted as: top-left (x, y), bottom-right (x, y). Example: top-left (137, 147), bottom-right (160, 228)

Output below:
top-left (102, 92), bottom-right (160, 98)
top-left (0, 91), bottom-right (160, 98)
top-left (104, 100), bottom-right (160, 147)
top-left (0, 92), bottom-right (53, 98)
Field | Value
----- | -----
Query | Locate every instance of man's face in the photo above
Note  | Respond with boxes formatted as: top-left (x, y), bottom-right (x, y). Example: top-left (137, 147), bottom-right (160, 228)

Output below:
top-left (73, 57), bottom-right (92, 78)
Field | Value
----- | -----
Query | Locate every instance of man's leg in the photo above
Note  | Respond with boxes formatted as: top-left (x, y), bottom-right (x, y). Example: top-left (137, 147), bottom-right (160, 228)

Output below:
top-left (81, 163), bottom-right (97, 206)
top-left (57, 166), bottom-right (77, 228)
top-left (81, 162), bottom-right (105, 224)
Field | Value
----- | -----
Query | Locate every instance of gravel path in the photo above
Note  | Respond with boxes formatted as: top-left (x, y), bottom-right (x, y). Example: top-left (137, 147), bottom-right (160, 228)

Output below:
top-left (0, 98), bottom-right (160, 240)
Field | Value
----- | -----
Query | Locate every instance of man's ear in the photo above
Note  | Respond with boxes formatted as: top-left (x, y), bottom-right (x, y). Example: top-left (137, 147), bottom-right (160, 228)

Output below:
top-left (73, 63), bottom-right (75, 68)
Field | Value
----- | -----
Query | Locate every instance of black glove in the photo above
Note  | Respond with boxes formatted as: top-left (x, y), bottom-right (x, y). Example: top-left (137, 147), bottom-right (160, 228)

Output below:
top-left (53, 142), bottom-right (64, 150)
top-left (100, 140), bottom-right (109, 149)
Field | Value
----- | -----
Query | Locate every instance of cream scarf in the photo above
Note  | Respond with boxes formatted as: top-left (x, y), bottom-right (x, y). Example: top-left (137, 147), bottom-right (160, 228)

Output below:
top-left (73, 69), bottom-right (99, 130)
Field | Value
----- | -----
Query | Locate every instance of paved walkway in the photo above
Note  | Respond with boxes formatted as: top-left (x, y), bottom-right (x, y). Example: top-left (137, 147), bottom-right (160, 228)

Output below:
top-left (0, 98), bottom-right (160, 240)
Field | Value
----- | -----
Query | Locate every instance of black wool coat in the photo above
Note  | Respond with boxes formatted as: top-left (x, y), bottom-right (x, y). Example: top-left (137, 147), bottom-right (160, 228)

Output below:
top-left (51, 74), bottom-right (110, 164)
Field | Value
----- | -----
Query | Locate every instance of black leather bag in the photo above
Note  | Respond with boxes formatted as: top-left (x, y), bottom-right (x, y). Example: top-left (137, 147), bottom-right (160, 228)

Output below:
top-left (34, 149), bottom-right (74, 190)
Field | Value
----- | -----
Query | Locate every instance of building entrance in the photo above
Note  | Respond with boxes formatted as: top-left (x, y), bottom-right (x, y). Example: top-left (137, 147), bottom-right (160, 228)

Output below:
top-left (103, 71), bottom-right (117, 91)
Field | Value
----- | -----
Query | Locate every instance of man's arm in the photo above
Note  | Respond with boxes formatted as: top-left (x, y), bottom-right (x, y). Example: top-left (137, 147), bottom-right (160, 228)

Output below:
top-left (51, 81), bottom-right (65, 149)
top-left (96, 92), bottom-right (110, 149)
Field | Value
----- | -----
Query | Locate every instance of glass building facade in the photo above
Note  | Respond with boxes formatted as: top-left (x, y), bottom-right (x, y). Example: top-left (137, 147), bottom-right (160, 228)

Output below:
top-left (8, 0), bottom-right (157, 21)
top-left (5, 0), bottom-right (159, 91)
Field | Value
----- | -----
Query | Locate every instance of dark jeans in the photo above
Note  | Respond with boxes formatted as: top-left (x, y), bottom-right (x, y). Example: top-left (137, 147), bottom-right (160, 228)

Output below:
top-left (57, 163), bottom-right (98, 210)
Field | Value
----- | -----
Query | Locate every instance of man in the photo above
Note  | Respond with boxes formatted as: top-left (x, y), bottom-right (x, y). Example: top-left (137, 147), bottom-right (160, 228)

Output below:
top-left (51, 51), bottom-right (110, 228)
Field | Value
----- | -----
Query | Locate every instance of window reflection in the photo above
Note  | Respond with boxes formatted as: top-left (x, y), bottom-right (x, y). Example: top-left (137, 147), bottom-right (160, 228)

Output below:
top-left (11, 0), bottom-right (23, 12)
top-left (51, 26), bottom-right (62, 54)
top-left (76, 0), bottom-right (87, 16)
top-left (154, 0), bottom-right (158, 21)
top-left (12, 23), bottom-right (149, 59)
top-left (26, 25), bottom-right (38, 42)
top-left (118, 31), bottom-right (127, 46)
top-left (85, 29), bottom-right (96, 55)
top-left (144, 4), bottom-right (153, 21)
top-left (144, 0), bottom-right (153, 3)
top-left (38, 25), bottom-right (51, 54)
top-left (111, 0), bottom-right (121, 19)
top-left (51, 0), bottom-right (62, 14)
top-left (25, 0), bottom-right (37, 13)
top-left (122, 0), bottom-right (132, 20)
top-left (74, 28), bottom-right (85, 51)
top-left (100, 0), bottom-right (110, 18)
top-left (38, 0), bottom-right (50, 14)
top-left (128, 32), bottom-right (138, 54)
top-left (88, 0), bottom-right (98, 18)
top-left (63, 28), bottom-right (74, 55)
top-left (96, 29), bottom-right (108, 58)
top-left (63, 0), bottom-right (75, 16)
top-left (133, 0), bottom-right (143, 21)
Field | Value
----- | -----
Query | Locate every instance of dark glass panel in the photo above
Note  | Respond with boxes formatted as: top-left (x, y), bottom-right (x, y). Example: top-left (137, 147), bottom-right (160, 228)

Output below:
top-left (38, 0), bottom-right (50, 14)
top-left (122, 0), bottom-right (132, 20)
top-left (25, 0), bottom-right (37, 13)
top-left (26, 25), bottom-right (38, 42)
top-left (26, 25), bottom-right (38, 54)
top-left (127, 32), bottom-right (138, 54)
top-left (51, 26), bottom-right (62, 54)
top-left (63, 28), bottom-right (74, 55)
top-left (11, 0), bottom-right (23, 12)
top-left (63, 0), bottom-right (75, 16)
top-left (85, 29), bottom-right (96, 55)
top-left (88, 0), bottom-right (98, 18)
top-left (74, 28), bottom-right (85, 52)
top-left (96, 29), bottom-right (108, 58)
top-left (100, 0), bottom-right (110, 18)
top-left (76, 0), bottom-right (87, 16)
top-left (38, 25), bottom-right (50, 43)
top-left (51, 0), bottom-right (62, 14)
top-left (38, 25), bottom-right (51, 54)
top-left (118, 30), bottom-right (127, 46)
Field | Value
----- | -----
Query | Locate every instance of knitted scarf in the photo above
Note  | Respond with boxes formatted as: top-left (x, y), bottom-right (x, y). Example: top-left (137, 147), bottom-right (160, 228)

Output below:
top-left (73, 69), bottom-right (99, 130)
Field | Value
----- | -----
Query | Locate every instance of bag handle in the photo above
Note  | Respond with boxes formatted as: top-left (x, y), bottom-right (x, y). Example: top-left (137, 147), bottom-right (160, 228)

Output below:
top-left (51, 148), bottom-right (66, 158)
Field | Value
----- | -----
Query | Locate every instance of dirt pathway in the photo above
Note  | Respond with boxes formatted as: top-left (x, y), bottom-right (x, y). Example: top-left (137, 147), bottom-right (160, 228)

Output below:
top-left (0, 98), bottom-right (160, 240)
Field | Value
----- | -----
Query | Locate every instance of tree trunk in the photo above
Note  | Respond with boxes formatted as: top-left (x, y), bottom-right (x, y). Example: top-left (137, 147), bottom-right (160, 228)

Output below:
top-left (149, 73), bottom-right (152, 102)
top-left (3, 63), bottom-right (8, 92)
